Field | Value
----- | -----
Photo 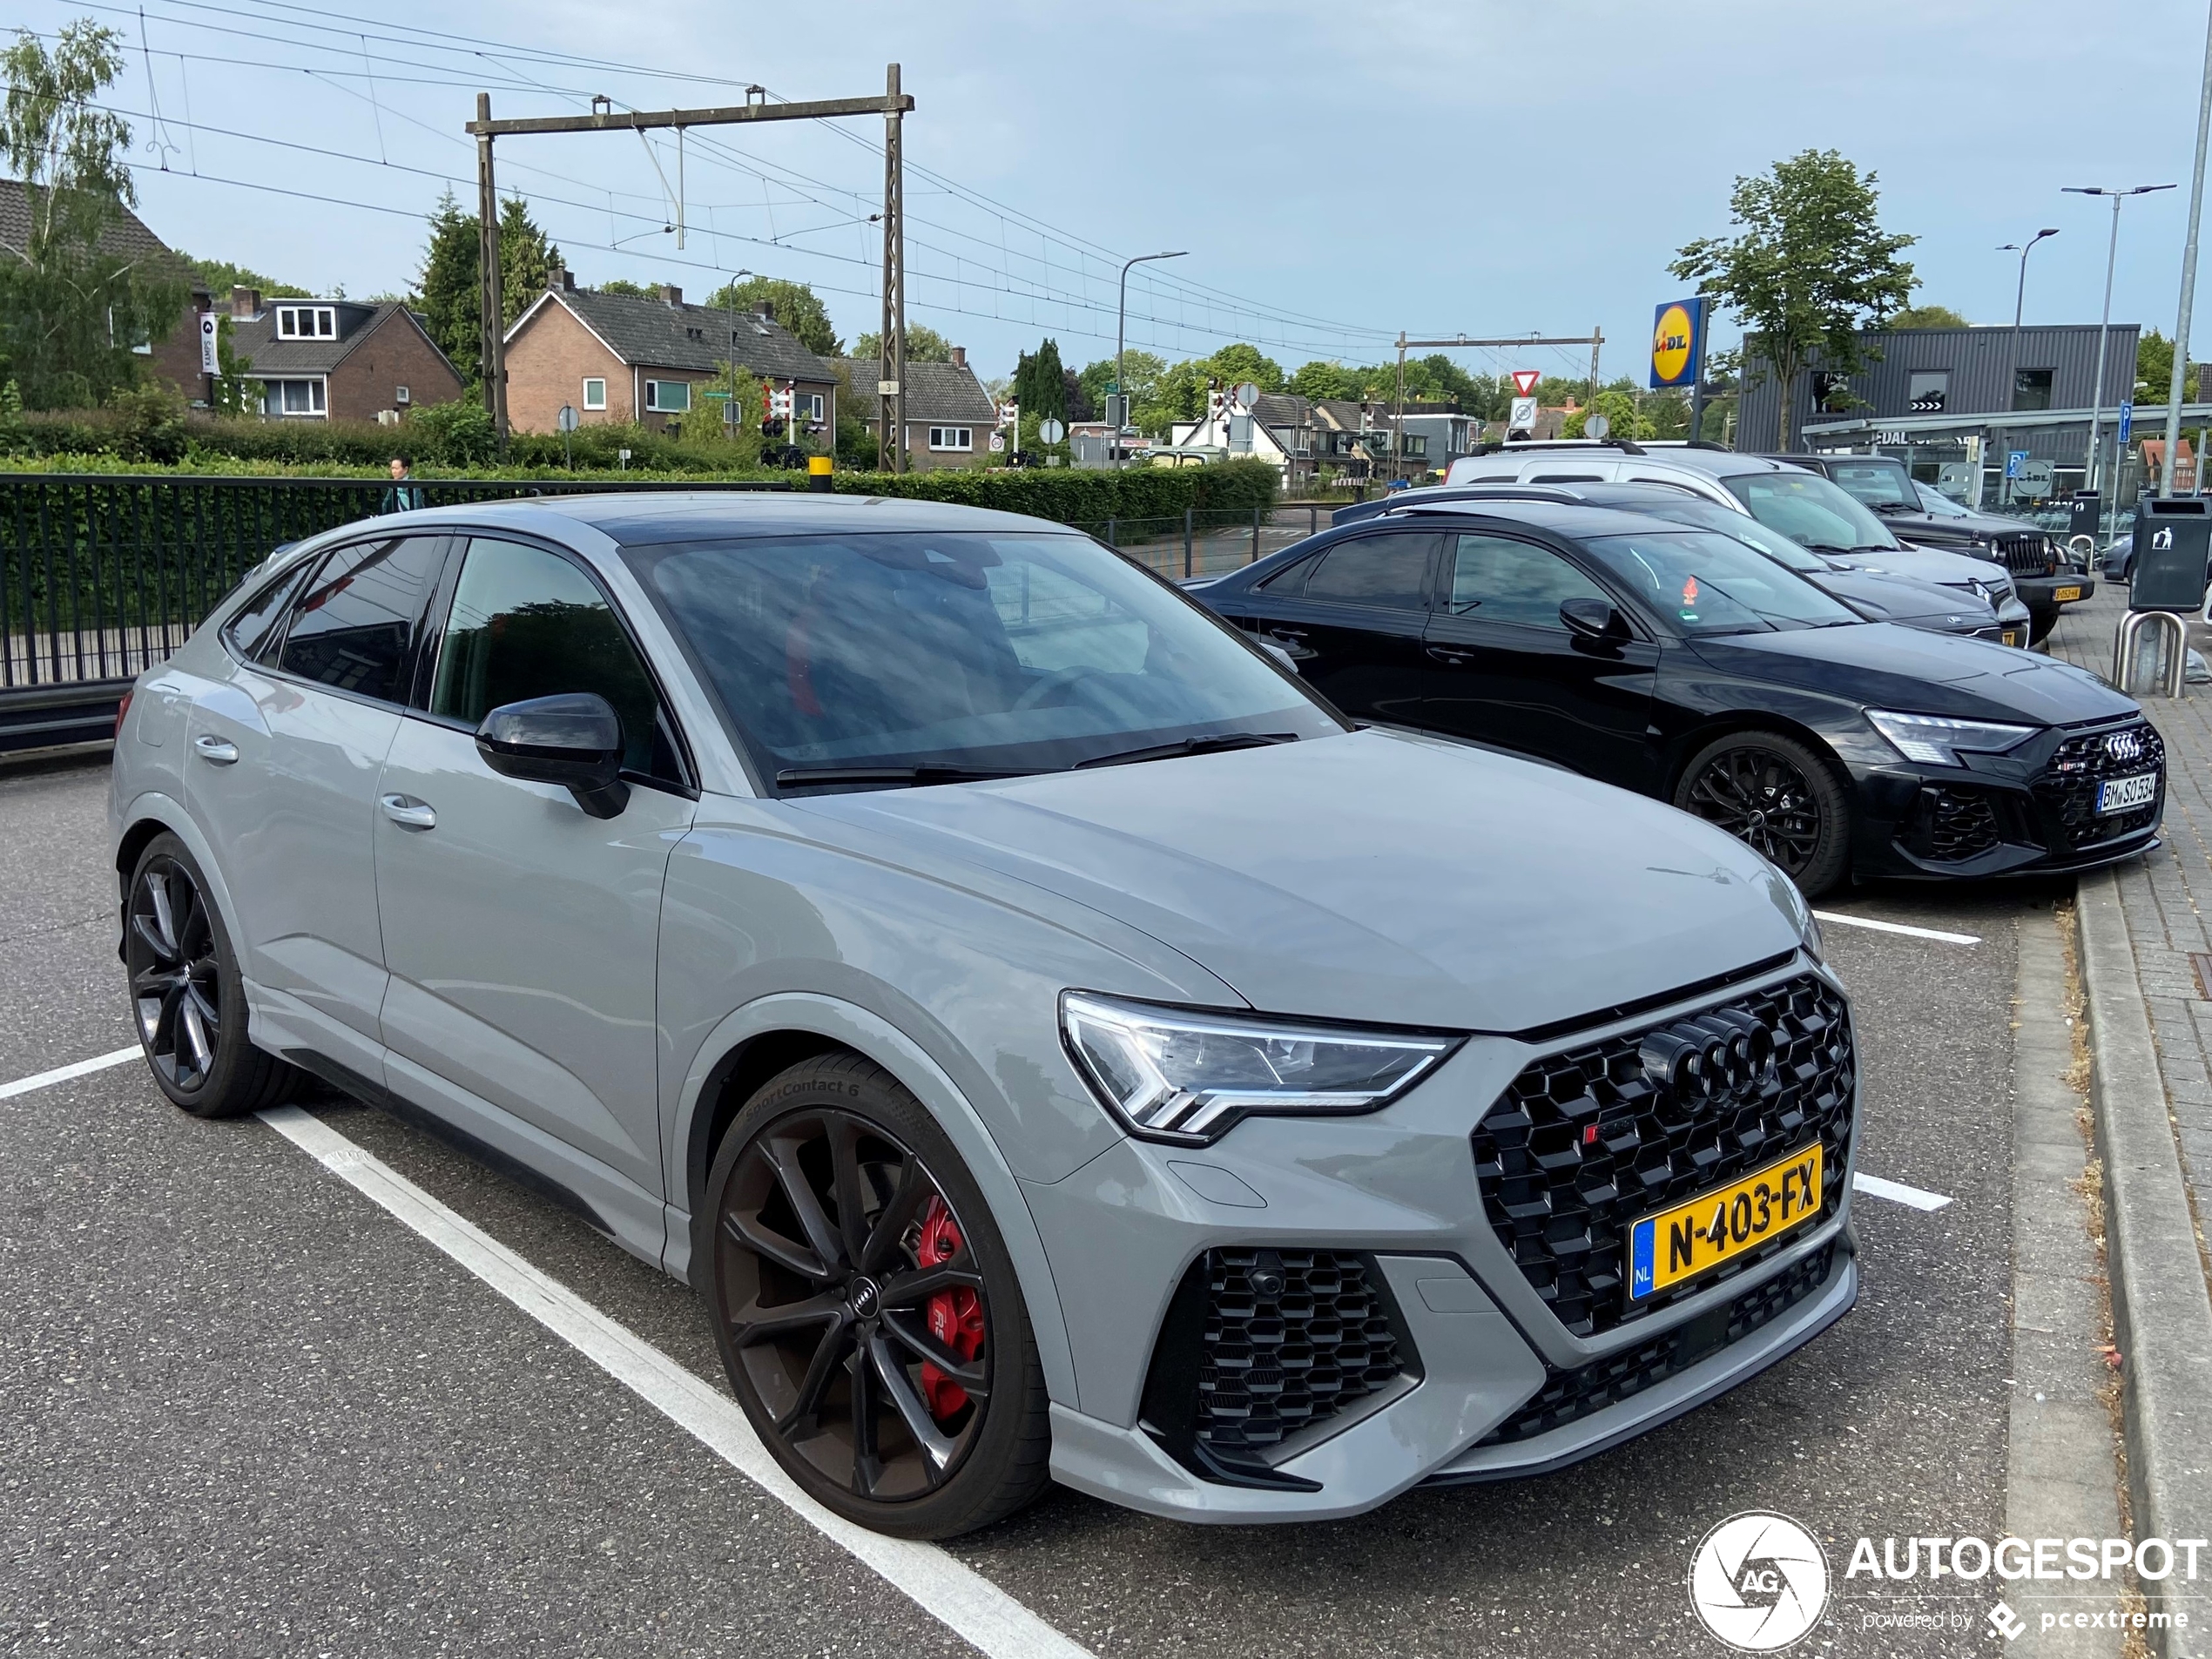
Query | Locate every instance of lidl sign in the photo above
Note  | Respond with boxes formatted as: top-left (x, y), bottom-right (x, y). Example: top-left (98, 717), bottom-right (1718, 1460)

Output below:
top-left (1650, 297), bottom-right (1708, 389)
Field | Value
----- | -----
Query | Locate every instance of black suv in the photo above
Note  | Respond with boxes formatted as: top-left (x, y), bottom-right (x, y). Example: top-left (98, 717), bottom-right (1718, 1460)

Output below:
top-left (1757, 453), bottom-right (2084, 643)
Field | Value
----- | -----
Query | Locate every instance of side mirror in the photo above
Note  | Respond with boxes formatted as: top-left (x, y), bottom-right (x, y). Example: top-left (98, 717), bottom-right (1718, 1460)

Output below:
top-left (475, 692), bottom-right (631, 819)
top-left (1559, 597), bottom-right (1630, 644)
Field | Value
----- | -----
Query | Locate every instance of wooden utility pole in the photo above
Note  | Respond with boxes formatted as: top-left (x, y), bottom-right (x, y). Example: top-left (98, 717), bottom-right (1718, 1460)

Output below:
top-left (879, 64), bottom-right (905, 473)
top-left (465, 75), bottom-right (914, 457)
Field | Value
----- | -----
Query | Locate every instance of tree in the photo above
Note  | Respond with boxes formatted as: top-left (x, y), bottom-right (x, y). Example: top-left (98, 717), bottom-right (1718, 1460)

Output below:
top-left (597, 277), bottom-right (657, 299)
top-left (852, 321), bottom-right (953, 364)
top-left (1670, 149), bottom-right (1917, 450)
top-left (1204, 342), bottom-right (1284, 394)
top-left (1562, 388), bottom-right (1651, 441)
top-left (180, 253), bottom-right (308, 300)
top-left (2136, 328), bottom-right (2202, 406)
top-left (1013, 338), bottom-right (1067, 422)
top-left (707, 275), bottom-right (840, 357)
top-left (1890, 303), bottom-right (1968, 329)
top-left (1290, 360), bottom-right (1355, 401)
top-left (1078, 350), bottom-right (1164, 415)
top-left (498, 197), bottom-right (561, 329)
top-left (415, 189), bottom-right (482, 384)
top-left (0, 22), bottom-right (185, 408)
top-left (1061, 368), bottom-right (1094, 423)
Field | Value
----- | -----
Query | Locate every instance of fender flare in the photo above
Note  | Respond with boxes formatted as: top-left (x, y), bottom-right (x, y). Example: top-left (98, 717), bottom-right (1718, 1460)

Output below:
top-left (667, 990), bottom-right (1080, 1409)
top-left (115, 788), bottom-right (244, 946)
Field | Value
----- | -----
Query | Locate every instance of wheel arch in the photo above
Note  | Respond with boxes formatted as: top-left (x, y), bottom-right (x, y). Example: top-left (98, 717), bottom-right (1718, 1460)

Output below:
top-left (1662, 712), bottom-right (1856, 803)
top-left (113, 792), bottom-right (242, 945)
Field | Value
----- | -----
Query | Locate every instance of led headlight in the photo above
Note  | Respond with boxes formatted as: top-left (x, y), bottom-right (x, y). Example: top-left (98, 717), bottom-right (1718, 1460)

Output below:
top-left (1867, 709), bottom-right (2038, 767)
top-left (1059, 991), bottom-right (1459, 1144)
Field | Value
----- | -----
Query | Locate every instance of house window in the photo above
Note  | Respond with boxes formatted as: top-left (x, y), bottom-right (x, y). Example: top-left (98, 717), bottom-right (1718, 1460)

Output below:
top-left (265, 379), bottom-right (327, 417)
top-left (644, 379), bottom-right (691, 414)
top-left (2013, 368), bottom-right (2054, 413)
top-left (801, 391), bottom-right (826, 422)
top-left (395, 385), bottom-right (410, 406)
top-left (273, 305), bottom-right (337, 341)
top-left (1907, 371), bottom-right (1949, 414)
top-left (928, 427), bottom-right (973, 452)
top-left (583, 377), bottom-right (607, 411)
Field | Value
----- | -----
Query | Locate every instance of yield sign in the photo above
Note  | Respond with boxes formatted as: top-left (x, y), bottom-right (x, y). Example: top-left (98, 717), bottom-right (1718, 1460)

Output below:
top-left (1511, 369), bottom-right (1541, 397)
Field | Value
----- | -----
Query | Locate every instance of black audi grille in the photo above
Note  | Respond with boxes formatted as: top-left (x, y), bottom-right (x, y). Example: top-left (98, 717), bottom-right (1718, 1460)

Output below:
top-left (1994, 531), bottom-right (2054, 577)
top-left (1925, 787), bottom-right (2003, 861)
top-left (1470, 972), bottom-right (1854, 1338)
top-left (1474, 1244), bottom-right (1838, 1447)
top-left (2033, 723), bottom-right (2165, 852)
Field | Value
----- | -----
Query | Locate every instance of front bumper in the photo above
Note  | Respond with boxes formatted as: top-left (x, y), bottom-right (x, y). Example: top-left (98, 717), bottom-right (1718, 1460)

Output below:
top-left (1035, 954), bottom-right (1859, 1522)
top-left (2018, 573), bottom-right (2093, 615)
top-left (1847, 712), bottom-right (2164, 881)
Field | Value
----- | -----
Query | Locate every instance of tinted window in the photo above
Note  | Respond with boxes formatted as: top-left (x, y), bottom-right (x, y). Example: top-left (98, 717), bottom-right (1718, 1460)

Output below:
top-left (224, 563), bottom-right (311, 664)
top-left (1823, 458), bottom-right (1917, 509)
top-left (1580, 531), bottom-right (1862, 635)
top-left (1446, 534), bottom-right (1610, 628)
top-left (431, 538), bottom-right (664, 775)
top-left (279, 536), bottom-right (442, 701)
top-left (1723, 473), bottom-right (1899, 554)
top-left (1301, 534), bottom-right (1433, 610)
top-left (630, 531), bottom-right (1337, 786)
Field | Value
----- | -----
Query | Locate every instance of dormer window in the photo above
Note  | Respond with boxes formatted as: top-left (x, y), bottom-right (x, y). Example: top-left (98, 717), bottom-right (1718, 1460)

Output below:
top-left (274, 305), bottom-right (338, 341)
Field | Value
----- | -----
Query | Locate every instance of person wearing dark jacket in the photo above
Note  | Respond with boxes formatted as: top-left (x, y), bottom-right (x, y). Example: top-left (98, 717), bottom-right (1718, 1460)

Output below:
top-left (380, 455), bottom-right (425, 515)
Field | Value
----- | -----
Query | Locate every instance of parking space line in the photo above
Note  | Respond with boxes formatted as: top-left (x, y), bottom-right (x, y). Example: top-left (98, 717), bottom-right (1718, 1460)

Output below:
top-left (253, 1104), bottom-right (1094, 1659)
top-left (1852, 1172), bottom-right (1954, 1211)
top-left (1813, 911), bottom-right (1981, 947)
top-left (0, 1045), bottom-right (140, 1101)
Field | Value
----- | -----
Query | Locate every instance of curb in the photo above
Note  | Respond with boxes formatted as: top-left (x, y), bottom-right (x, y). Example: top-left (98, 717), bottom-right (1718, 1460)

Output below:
top-left (2074, 867), bottom-right (2212, 1658)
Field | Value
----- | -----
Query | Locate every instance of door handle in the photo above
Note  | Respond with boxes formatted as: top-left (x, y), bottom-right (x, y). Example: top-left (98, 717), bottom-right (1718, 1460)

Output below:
top-left (1426, 644), bottom-right (1476, 666)
top-left (192, 734), bottom-right (239, 765)
top-left (380, 793), bottom-right (437, 831)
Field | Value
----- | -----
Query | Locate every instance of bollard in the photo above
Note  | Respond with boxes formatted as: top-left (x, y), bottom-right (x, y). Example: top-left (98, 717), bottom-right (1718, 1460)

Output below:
top-left (1251, 505), bottom-right (1261, 563)
top-left (2114, 610), bottom-right (2188, 698)
top-left (1184, 507), bottom-right (1194, 578)
top-left (807, 455), bottom-right (833, 493)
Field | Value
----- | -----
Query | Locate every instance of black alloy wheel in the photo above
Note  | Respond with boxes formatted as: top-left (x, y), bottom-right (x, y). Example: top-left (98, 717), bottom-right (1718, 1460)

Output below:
top-left (1675, 731), bottom-right (1852, 898)
top-left (124, 833), bottom-right (298, 1117)
top-left (701, 1055), bottom-right (1049, 1538)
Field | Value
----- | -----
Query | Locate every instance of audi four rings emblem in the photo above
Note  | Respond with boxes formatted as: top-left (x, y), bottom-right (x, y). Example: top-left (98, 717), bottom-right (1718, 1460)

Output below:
top-left (2107, 731), bottom-right (2144, 763)
top-left (1639, 1013), bottom-right (1778, 1108)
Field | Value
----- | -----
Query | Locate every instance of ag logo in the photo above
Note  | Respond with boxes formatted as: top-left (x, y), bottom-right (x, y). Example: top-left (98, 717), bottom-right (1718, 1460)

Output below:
top-left (1653, 302), bottom-right (1696, 385)
top-left (1688, 1511), bottom-right (1829, 1651)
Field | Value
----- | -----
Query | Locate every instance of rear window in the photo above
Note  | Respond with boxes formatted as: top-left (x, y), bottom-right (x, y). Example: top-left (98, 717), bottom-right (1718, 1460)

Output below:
top-left (1823, 458), bottom-right (1918, 510)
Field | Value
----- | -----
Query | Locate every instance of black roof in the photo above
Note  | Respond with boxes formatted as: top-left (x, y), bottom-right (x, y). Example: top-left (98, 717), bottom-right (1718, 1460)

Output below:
top-left (548, 288), bottom-right (839, 383)
top-left (229, 300), bottom-right (446, 377)
top-left (0, 177), bottom-right (181, 273)
top-left (832, 356), bottom-right (995, 423)
top-left (1375, 498), bottom-right (1706, 538)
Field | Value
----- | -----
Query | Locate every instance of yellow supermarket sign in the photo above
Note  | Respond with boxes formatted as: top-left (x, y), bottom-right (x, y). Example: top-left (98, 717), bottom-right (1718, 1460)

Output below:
top-left (1650, 297), bottom-right (1707, 389)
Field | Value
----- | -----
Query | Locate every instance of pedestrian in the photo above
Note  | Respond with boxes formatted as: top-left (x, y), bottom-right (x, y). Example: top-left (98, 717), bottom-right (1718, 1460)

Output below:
top-left (381, 454), bottom-right (425, 515)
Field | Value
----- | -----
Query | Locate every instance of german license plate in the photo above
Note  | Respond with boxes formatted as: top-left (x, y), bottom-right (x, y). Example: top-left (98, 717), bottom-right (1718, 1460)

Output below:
top-left (2098, 772), bottom-right (2159, 814)
top-left (1628, 1143), bottom-right (1824, 1303)
top-left (2054, 586), bottom-right (2083, 603)
top-left (2002, 630), bottom-right (2020, 647)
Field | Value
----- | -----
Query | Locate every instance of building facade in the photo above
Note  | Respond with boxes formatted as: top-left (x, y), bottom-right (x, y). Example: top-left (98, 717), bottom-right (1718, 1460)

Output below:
top-left (832, 350), bottom-right (997, 472)
top-left (223, 288), bottom-right (463, 422)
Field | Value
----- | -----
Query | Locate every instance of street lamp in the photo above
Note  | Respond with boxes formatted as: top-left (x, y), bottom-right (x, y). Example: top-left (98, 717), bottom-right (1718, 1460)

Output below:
top-left (2064, 185), bottom-right (2175, 523)
top-left (1997, 231), bottom-right (2058, 504)
top-left (2161, 3), bottom-right (2212, 496)
top-left (1116, 250), bottom-right (1185, 467)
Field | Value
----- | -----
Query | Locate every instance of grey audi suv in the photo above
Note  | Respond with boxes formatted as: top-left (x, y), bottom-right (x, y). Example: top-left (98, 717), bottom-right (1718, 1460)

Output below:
top-left (111, 493), bottom-right (1857, 1535)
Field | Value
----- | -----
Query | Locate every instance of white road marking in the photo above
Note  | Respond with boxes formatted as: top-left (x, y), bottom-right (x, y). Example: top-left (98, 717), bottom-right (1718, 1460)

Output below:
top-left (1813, 910), bottom-right (1981, 947)
top-left (0, 1045), bottom-right (141, 1101)
top-left (1853, 1172), bottom-right (1954, 1212)
top-left (254, 1104), bottom-right (1094, 1659)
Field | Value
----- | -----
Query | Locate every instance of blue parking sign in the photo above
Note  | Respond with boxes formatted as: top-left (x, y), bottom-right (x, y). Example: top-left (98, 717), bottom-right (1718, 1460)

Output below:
top-left (2005, 450), bottom-right (2029, 479)
top-left (2119, 401), bottom-right (2133, 445)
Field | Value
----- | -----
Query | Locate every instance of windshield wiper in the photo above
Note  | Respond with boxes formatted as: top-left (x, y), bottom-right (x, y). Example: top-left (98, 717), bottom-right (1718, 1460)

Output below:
top-left (775, 764), bottom-right (1035, 791)
top-left (1864, 500), bottom-right (1917, 515)
top-left (1073, 732), bottom-right (1300, 770)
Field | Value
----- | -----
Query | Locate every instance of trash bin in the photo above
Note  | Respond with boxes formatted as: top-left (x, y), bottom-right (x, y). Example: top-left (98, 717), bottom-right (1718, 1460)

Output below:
top-left (2129, 496), bottom-right (2212, 611)
top-left (2068, 492), bottom-right (2103, 545)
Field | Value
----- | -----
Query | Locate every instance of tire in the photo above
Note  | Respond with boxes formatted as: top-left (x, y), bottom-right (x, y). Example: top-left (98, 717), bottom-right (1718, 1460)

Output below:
top-left (1672, 731), bottom-right (1853, 899)
top-left (698, 1054), bottom-right (1052, 1539)
top-left (124, 833), bottom-right (300, 1118)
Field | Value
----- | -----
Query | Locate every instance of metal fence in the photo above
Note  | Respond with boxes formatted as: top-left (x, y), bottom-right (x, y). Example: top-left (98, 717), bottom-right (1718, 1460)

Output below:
top-left (1073, 503), bottom-right (1339, 581)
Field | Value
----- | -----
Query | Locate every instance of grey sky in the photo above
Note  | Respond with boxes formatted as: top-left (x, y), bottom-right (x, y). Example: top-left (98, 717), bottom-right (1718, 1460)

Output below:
top-left (28, 0), bottom-right (2212, 388)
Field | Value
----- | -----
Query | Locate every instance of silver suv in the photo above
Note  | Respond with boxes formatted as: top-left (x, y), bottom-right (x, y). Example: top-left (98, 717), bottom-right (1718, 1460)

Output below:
top-left (110, 493), bottom-right (1855, 1536)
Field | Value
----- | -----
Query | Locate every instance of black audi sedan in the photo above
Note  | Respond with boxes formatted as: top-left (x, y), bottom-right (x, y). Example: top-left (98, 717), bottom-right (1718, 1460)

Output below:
top-left (1189, 500), bottom-right (2162, 896)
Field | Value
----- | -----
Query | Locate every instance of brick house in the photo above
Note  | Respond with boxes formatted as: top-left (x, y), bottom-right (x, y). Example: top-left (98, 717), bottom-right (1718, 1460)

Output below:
top-left (503, 273), bottom-right (840, 438)
top-left (222, 287), bottom-right (463, 421)
top-left (832, 349), bottom-right (998, 471)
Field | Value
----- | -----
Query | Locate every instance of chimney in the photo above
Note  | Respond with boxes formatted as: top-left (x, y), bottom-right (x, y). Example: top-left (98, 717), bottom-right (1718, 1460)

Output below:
top-left (950, 345), bottom-right (967, 369)
top-left (230, 285), bottom-right (260, 319)
top-left (549, 263), bottom-right (573, 293)
top-left (753, 299), bottom-right (775, 324)
top-left (660, 283), bottom-right (683, 307)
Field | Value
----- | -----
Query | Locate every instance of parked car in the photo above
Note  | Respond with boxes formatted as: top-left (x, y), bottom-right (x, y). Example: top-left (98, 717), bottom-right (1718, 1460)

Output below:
top-left (111, 492), bottom-right (1856, 1535)
top-left (1436, 442), bottom-right (2036, 641)
top-left (1336, 481), bottom-right (2012, 643)
top-left (1194, 497), bottom-right (2163, 895)
top-left (1757, 452), bottom-right (2084, 641)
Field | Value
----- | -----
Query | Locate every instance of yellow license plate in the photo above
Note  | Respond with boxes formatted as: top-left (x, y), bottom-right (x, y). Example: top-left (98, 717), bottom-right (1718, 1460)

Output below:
top-left (2002, 630), bottom-right (2020, 646)
top-left (1628, 1143), bottom-right (1824, 1303)
top-left (2054, 586), bottom-right (2082, 603)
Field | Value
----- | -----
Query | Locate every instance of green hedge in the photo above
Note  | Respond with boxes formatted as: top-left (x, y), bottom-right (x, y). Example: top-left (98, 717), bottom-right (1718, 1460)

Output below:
top-left (829, 457), bottom-right (1280, 518)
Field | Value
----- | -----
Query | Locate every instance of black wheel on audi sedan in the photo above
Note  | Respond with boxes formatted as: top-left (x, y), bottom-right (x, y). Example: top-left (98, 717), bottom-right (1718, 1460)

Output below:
top-left (1676, 732), bottom-right (1851, 898)
top-left (700, 1055), bottom-right (1050, 1539)
top-left (125, 833), bottom-right (297, 1117)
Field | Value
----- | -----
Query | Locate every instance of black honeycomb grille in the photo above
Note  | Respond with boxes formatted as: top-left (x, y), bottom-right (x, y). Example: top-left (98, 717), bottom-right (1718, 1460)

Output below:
top-left (1196, 1249), bottom-right (1404, 1458)
top-left (1927, 787), bottom-right (2003, 861)
top-left (1470, 973), bottom-right (1854, 1338)
top-left (1474, 1244), bottom-right (1838, 1447)
top-left (2034, 723), bottom-right (2164, 852)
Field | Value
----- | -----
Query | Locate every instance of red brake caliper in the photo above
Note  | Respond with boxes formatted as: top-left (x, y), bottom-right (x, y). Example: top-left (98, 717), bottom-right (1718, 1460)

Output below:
top-left (915, 1196), bottom-right (984, 1422)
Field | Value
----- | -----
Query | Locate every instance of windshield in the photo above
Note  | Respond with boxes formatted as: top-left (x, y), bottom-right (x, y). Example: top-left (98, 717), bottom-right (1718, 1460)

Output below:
top-left (1913, 482), bottom-right (1973, 518)
top-left (1608, 495), bottom-right (1831, 574)
top-left (1723, 472), bottom-right (1902, 553)
top-left (1820, 456), bottom-right (1919, 510)
top-left (1581, 530), bottom-right (1864, 635)
top-left (628, 531), bottom-right (1339, 788)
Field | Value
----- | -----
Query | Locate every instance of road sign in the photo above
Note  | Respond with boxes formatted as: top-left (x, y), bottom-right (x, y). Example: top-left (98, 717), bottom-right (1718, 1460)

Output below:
top-left (1583, 412), bottom-right (1611, 440)
top-left (2004, 449), bottom-right (2030, 480)
top-left (1234, 381), bottom-right (1261, 411)
top-left (1649, 297), bottom-right (1707, 389)
top-left (2019, 460), bottom-right (2056, 499)
top-left (2118, 401), bottom-right (2134, 445)
top-left (1038, 417), bottom-right (1066, 444)
top-left (556, 404), bottom-right (578, 433)
top-left (1508, 395), bottom-right (1538, 433)
top-left (988, 431), bottom-right (1005, 452)
top-left (1511, 369), bottom-right (1541, 398)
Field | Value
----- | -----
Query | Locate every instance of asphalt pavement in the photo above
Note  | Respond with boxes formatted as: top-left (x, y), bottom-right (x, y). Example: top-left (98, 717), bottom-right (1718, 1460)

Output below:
top-left (0, 755), bottom-right (2112, 1656)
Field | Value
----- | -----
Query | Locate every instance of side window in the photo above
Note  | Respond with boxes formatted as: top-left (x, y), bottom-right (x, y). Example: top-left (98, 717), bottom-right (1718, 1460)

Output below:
top-left (1300, 533), bottom-right (1436, 611)
top-left (1446, 534), bottom-right (1612, 629)
top-left (1521, 460), bottom-right (1617, 482)
top-left (430, 537), bottom-right (669, 779)
top-left (278, 536), bottom-right (444, 702)
top-left (223, 563), bottom-right (311, 664)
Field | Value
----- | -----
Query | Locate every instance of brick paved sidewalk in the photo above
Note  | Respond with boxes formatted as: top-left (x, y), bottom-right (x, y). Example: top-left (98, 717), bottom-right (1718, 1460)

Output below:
top-left (2046, 586), bottom-right (2212, 1264)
